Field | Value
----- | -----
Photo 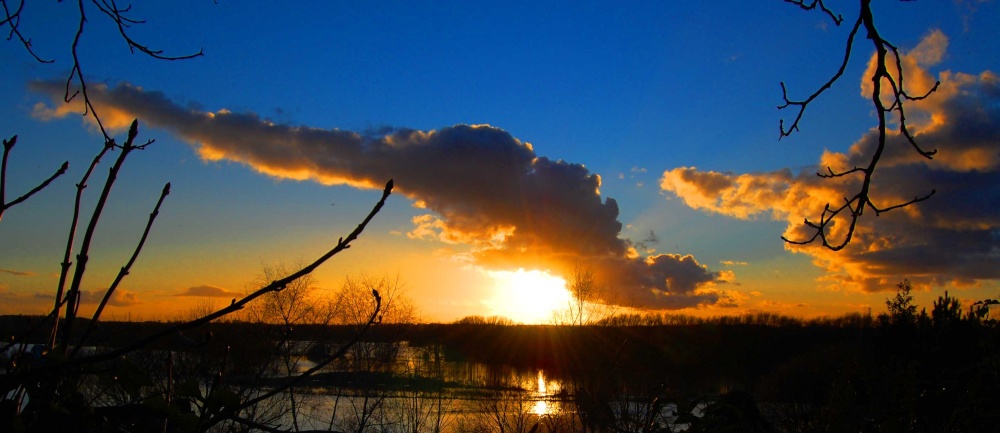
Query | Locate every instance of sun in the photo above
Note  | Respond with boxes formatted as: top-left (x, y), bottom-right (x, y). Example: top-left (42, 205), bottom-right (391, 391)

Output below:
top-left (487, 268), bottom-right (571, 324)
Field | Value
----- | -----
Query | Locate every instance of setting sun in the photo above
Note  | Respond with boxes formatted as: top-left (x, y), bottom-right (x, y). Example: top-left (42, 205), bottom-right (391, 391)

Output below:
top-left (487, 269), bottom-right (571, 324)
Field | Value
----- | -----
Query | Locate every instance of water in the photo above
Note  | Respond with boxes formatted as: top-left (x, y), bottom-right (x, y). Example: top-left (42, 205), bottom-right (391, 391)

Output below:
top-left (264, 368), bottom-right (572, 432)
top-left (261, 342), bottom-right (575, 432)
top-left (4, 340), bottom-right (683, 432)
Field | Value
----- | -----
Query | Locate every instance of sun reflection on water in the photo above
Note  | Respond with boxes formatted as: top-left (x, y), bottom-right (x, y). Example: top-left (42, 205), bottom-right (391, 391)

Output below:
top-left (532, 400), bottom-right (551, 416)
top-left (531, 369), bottom-right (557, 416)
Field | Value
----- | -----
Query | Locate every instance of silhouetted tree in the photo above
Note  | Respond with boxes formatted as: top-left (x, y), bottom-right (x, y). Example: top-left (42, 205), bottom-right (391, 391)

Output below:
top-left (883, 279), bottom-right (918, 325)
top-left (971, 298), bottom-right (1000, 325)
top-left (931, 291), bottom-right (963, 327)
top-left (454, 315), bottom-right (516, 326)
top-left (554, 265), bottom-right (618, 326)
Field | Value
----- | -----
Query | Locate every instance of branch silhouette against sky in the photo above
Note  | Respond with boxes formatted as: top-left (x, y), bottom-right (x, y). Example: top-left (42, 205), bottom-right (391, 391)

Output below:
top-left (778, 0), bottom-right (937, 251)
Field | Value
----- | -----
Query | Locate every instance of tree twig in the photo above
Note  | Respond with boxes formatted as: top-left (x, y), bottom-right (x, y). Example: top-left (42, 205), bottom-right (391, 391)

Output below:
top-left (0, 0), bottom-right (53, 63)
top-left (48, 131), bottom-right (116, 349)
top-left (61, 119), bottom-right (146, 352)
top-left (779, 0), bottom-right (937, 250)
top-left (0, 135), bottom-right (69, 221)
top-left (73, 182), bottom-right (171, 351)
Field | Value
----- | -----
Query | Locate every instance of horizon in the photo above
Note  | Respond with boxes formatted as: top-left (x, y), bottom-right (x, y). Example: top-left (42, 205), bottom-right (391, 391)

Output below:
top-left (2, 2), bottom-right (999, 324)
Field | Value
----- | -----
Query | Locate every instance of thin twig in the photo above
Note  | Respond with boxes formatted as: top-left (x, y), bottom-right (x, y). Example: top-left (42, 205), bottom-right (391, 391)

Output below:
top-left (91, 0), bottom-right (204, 61)
top-left (783, 0), bottom-right (843, 25)
top-left (0, 135), bottom-right (69, 221)
top-left (62, 119), bottom-right (144, 352)
top-left (1, 0), bottom-right (54, 63)
top-left (48, 131), bottom-right (115, 349)
top-left (778, 14), bottom-right (863, 138)
top-left (74, 182), bottom-right (171, 350)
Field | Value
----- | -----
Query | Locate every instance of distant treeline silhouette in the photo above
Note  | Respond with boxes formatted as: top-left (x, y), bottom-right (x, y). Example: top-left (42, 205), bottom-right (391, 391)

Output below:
top-left (5, 289), bottom-right (999, 431)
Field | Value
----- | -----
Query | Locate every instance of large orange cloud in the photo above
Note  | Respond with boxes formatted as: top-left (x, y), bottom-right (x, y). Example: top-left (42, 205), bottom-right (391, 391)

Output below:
top-left (661, 31), bottom-right (1000, 292)
top-left (29, 82), bottom-right (724, 310)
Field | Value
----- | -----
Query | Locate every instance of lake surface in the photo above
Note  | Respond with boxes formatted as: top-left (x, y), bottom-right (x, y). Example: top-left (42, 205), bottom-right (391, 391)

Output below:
top-left (272, 342), bottom-right (684, 432)
top-left (270, 342), bottom-right (579, 432)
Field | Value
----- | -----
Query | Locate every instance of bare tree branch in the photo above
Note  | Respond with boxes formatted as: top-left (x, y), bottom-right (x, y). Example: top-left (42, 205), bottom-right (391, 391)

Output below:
top-left (783, 0), bottom-right (843, 25)
top-left (3, 178), bottom-right (394, 386)
top-left (91, 0), bottom-right (204, 61)
top-left (779, 0), bottom-right (938, 250)
top-left (60, 119), bottom-right (147, 351)
top-left (1, 0), bottom-right (53, 63)
top-left (0, 135), bottom-right (69, 222)
top-left (208, 293), bottom-right (382, 431)
top-left (3, 0), bottom-right (205, 140)
top-left (73, 182), bottom-right (171, 351)
top-left (48, 132), bottom-right (116, 349)
top-left (777, 14), bottom-right (862, 138)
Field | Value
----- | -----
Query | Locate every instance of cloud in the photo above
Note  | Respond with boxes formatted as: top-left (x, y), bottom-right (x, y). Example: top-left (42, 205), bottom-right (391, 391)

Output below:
top-left (29, 83), bottom-right (724, 310)
top-left (628, 230), bottom-right (660, 253)
top-left (757, 300), bottom-right (809, 311)
top-left (714, 289), bottom-right (746, 308)
top-left (34, 289), bottom-right (142, 306)
top-left (661, 31), bottom-right (1000, 292)
top-left (176, 285), bottom-right (241, 298)
top-left (0, 268), bottom-right (37, 277)
top-left (954, 0), bottom-right (993, 33)
top-left (85, 289), bottom-right (141, 306)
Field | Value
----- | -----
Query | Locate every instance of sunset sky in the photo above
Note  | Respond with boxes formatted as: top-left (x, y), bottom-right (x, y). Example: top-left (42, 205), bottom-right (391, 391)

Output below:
top-left (1, 1), bottom-right (998, 323)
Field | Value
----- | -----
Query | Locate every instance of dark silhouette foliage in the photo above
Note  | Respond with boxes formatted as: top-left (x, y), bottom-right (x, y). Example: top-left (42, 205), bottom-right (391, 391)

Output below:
top-left (884, 279), bottom-right (918, 326)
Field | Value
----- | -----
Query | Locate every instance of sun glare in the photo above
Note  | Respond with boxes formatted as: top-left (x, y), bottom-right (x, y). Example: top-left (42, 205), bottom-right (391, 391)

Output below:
top-left (487, 269), bottom-right (570, 324)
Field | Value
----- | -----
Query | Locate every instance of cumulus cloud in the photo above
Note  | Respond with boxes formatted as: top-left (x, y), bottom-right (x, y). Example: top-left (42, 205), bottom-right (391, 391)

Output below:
top-left (29, 82), bottom-right (724, 310)
top-left (176, 285), bottom-right (241, 298)
top-left (661, 31), bottom-right (1000, 292)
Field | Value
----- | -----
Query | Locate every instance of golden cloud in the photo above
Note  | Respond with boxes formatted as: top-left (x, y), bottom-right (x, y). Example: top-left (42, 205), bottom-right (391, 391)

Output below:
top-left (29, 81), bottom-right (725, 310)
top-left (661, 31), bottom-right (1000, 292)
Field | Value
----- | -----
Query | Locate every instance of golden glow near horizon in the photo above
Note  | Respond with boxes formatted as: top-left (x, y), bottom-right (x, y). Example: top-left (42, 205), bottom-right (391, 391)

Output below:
top-left (487, 269), bottom-right (571, 324)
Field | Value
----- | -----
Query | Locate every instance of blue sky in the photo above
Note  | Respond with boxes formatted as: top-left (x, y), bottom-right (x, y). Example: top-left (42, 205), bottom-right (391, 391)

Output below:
top-left (1, 1), bottom-right (998, 323)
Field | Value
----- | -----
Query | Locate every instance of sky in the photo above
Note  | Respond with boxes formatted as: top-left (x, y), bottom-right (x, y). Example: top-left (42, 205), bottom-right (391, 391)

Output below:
top-left (1, 1), bottom-right (998, 324)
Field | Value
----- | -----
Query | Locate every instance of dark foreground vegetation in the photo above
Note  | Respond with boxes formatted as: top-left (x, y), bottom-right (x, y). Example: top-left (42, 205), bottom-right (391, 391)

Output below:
top-left (4, 285), bottom-right (999, 432)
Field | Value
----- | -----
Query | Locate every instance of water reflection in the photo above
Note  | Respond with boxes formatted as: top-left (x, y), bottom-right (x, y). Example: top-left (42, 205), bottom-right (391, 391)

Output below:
top-left (532, 370), bottom-right (550, 415)
top-left (274, 342), bottom-right (576, 431)
top-left (531, 369), bottom-right (561, 416)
